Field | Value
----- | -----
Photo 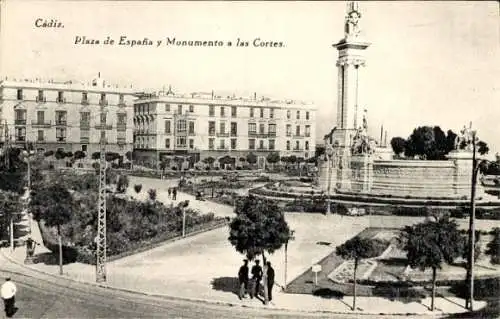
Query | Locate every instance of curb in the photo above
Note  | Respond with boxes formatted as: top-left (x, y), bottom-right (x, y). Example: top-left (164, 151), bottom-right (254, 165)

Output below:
top-left (0, 250), bottom-right (465, 317)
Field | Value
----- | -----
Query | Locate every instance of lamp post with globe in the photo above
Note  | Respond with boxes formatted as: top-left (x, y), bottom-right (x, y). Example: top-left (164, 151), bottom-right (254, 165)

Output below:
top-left (21, 146), bottom-right (36, 236)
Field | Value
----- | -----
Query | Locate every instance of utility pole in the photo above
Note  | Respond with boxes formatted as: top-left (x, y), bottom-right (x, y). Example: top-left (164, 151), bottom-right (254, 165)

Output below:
top-left (467, 130), bottom-right (478, 311)
top-left (96, 107), bottom-right (107, 283)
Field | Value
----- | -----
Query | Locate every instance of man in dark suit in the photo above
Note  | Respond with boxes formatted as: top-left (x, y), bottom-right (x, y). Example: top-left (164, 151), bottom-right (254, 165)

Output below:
top-left (237, 259), bottom-right (249, 299)
top-left (250, 260), bottom-right (263, 298)
top-left (266, 261), bottom-right (275, 302)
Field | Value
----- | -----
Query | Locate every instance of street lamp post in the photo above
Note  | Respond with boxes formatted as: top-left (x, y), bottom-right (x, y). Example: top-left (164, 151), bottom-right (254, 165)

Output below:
top-left (325, 145), bottom-right (334, 214)
top-left (22, 148), bottom-right (36, 236)
top-left (283, 230), bottom-right (295, 292)
top-left (467, 131), bottom-right (478, 311)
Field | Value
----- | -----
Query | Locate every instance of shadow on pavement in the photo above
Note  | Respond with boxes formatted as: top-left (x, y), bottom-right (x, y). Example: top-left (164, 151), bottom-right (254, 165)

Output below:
top-left (211, 277), bottom-right (240, 296)
top-left (34, 252), bottom-right (73, 266)
top-left (312, 288), bottom-right (352, 310)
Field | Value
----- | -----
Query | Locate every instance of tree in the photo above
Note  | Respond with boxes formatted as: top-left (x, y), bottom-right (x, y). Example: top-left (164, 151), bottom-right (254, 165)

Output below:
top-left (134, 184), bottom-right (142, 194)
top-left (390, 137), bottom-right (406, 156)
top-left (246, 153), bottom-right (257, 167)
top-left (486, 227), bottom-right (500, 264)
top-left (315, 145), bottom-right (326, 159)
top-left (228, 195), bottom-right (292, 304)
top-left (477, 141), bottom-right (489, 156)
top-left (336, 236), bottom-right (380, 311)
top-left (174, 156), bottom-right (185, 170)
top-left (148, 188), bottom-right (157, 201)
top-left (202, 157), bottom-right (215, 170)
top-left (91, 152), bottom-right (100, 161)
top-left (30, 184), bottom-right (73, 275)
top-left (404, 126), bottom-right (457, 160)
top-left (116, 175), bottom-right (129, 193)
top-left (0, 191), bottom-right (22, 250)
top-left (266, 152), bottom-right (280, 170)
top-left (399, 217), bottom-right (464, 311)
top-left (55, 149), bottom-right (67, 161)
top-left (74, 150), bottom-right (86, 161)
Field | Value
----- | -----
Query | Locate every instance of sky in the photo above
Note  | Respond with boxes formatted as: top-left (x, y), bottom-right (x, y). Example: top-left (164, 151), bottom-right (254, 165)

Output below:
top-left (1, 1), bottom-right (499, 155)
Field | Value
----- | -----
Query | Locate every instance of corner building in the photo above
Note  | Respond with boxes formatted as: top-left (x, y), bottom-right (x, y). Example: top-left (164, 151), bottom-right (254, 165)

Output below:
top-left (133, 90), bottom-right (316, 168)
top-left (0, 77), bottom-right (135, 155)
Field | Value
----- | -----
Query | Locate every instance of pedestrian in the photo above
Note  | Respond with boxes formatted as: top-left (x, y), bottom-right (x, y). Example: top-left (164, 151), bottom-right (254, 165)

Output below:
top-left (167, 187), bottom-right (172, 199)
top-left (238, 259), bottom-right (249, 300)
top-left (1, 278), bottom-right (17, 317)
top-left (266, 261), bottom-right (275, 303)
top-left (250, 260), bottom-right (263, 298)
top-left (172, 187), bottom-right (177, 200)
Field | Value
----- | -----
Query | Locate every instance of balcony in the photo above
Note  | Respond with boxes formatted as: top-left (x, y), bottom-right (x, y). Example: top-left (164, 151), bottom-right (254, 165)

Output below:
top-left (37, 137), bottom-right (45, 142)
top-left (209, 146), bottom-right (215, 150)
top-left (257, 146), bottom-right (267, 150)
top-left (188, 131), bottom-right (196, 136)
top-left (117, 137), bottom-right (126, 145)
top-left (55, 120), bottom-right (67, 126)
top-left (216, 132), bottom-right (229, 137)
top-left (117, 123), bottom-right (127, 131)
top-left (80, 137), bottom-right (90, 143)
top-left (14, 119), bottom-right (26, 125)
top-left (15, 136), bottom-right (26, 142)
top-left (31, 120), bottom-right (51, 128)
top-left (217, 146), bottom-right (227, 150)
top-left (95, 124), bottom-right (113, 130)
top-left (99, 99), bottom-right (108, 107)
top-left (268, 132), bottom-right (277, 137)
top-left (230, 131), bottom-right (237, 137)
top-left (286, 133), bottom-right (292, 137)
top-left (164, 130), bottom-right (172, 135)
top-left (305, 133), bottom-right (311, 137)
top-left (80, 122), bottom-right (90, 130)
top-left (56, 97), bottom-right (66, 104)
top-left (81, 99), bottom-right (89, 105)
top-left (56, 137), bottom-right (67, 143)
top-left (118, 101), bottom-right (126, 107)
top-left (293, 134), bottom-right (304, 139)
top-left (248, 132), bottom-right (271, 138)
top-left (35, 96), bottom-right (46, 103)
top-left (293, 147), bottom-right (304, 151)
top-left (208, 131), bottom-right (216, 137)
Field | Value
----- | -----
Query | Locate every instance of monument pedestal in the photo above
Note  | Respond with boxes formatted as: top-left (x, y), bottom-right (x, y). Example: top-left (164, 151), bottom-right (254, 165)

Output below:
top-left (447, 150), bottom-right (484, 199)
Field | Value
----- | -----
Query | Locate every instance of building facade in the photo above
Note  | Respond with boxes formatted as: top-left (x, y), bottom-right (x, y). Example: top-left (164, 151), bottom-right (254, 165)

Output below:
top-left (133, 90), bottom-right (316, 168)
top-left (0, 77), bottom-right (135, 156)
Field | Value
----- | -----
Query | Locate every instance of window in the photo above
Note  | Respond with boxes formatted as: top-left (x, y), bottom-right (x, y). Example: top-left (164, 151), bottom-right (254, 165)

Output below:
top-left (209, 105), bottom-right (215, 116)
top-left (176, 136), bottom-right (187, 147)
top-left (82, 92), bottom-right (88, 104)
top-left (305, 141), bottom-right (310, 150)
top-left (219, 139), bottom-right (225, 149)
top-left (296, 111), bottom-right (300, 120)
top-left (178, 104), bottom-right (182, 114)
top-left (209, 138), bottom-right (215, 149)
top-left (248, 123), bottom-right (256, 134)
top-left (15, 110), bottom-right (26, 121)
top-left (15, 127), bottom-right (26, 141)
top-left (268, 124), bottom-right (276, 136)
top-left (117, 114), bottom-right (127, 125)
top-left (220, 106), bottom-right (225, 117)
top-left (286, 141), bottom-right (290, 150)
top-left (165, 120), bottom-right (171, 134)
top-left (177, 119), bottom-right (187, 132)
top-left (189, 104), bottom-right (194, 112)
top-left (100, 113), bottom-right (107, 124)
top-left (270, 108), bottom-right (274, 119)
top-left (187, 139), bottom-right (194, 149)
top-left (56, 111), bottom-right (67, 125)
top-left (37, 130), bottom-right (44, 141)
top-left (165, 104), bottom-right (171, 112)
top-left (231, 106), bottom-right (237, 117)
top-left (16, 89), bottom-right (22, 100)
top-left (37, 90), bottom-right (44, 102)
top-left (81, 145), bottom-right (87, 152)
top-left (165, 138), bottom-right (170, 148)
top-left (208, 121), bottom-right (216, 135)
top-left (305, 125), bottom-right (311, 137)
top-left (80, 112), bottom-right (90, 124)
top-left (100, 93), bottom-right (107, 105)
top-left (100, 131), bottom-right (106, 142)
top-left (119, 94), bottom-right (125, 104)
top-left (230, 122), bottom-right (237, 136)
top-left (269, 139), bottom-right (275, 150)
top-left (260, 108), bottom-right (264, 118)
top-left (248, 139), bottom-right (255, 150)
top-left (57, 91), bottom-right (64, 103)
top-left (287, 110), bottom-right (291, 119)
top-left (37, 111), bottom-right (45, 124)
top-left (220, 122), bottom-right (226, 134)
top-left (250, 107), bottom-right (254, 118)
top-left (306, 111), bottom-right (310, 120)
top-left (295, 141), bottom-right (300, 150)
top-left (296, 125), bottom-right (300, 136)
top-left (259, 140), bottom-right (264, 149)
top-left (286, 124), bottom-right (292, 136)
top-left (56, 128), bottom-right (66, 141)
top-left (231, 138), bottom-right (237, 149)
top-left (188, 121), bottom-right (195, 134)
top-left (259, 123), bottom-right (265, 134)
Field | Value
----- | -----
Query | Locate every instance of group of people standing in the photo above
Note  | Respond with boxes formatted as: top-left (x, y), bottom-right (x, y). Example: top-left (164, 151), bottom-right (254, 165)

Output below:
top-left (238, 259), bottom-right (275, 303)
top-left (167, 187), bottom-right (178, 200)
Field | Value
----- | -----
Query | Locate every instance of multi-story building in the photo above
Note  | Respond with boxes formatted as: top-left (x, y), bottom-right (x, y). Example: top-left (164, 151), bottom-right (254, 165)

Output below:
top-left (133, 89), bottom-right (316, 168)
top-left (0, 76), bottom-right (135, 156)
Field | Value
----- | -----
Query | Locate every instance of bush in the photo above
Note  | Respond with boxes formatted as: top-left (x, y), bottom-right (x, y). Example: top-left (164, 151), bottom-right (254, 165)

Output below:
top-left (117, 175), bottom-right (129, 193)
top-left (134, 184), bottom-right (142, 193)
top-left (148, 188), bottom-right (157, 201)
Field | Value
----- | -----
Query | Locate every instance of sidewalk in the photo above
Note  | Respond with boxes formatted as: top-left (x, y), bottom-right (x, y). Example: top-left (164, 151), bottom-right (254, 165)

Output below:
top-left (3, 208), bottom-right (485, 316)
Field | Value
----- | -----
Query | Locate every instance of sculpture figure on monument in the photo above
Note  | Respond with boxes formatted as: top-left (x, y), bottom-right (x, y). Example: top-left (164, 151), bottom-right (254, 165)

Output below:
top-left (455, 123), bottom-right (475, 151)
top-left (344, 1), bottom-right (361, 39)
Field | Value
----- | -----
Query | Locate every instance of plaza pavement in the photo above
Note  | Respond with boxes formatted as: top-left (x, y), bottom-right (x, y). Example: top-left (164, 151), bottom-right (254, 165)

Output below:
top-left (3, 178), bottom-right (498, 316)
